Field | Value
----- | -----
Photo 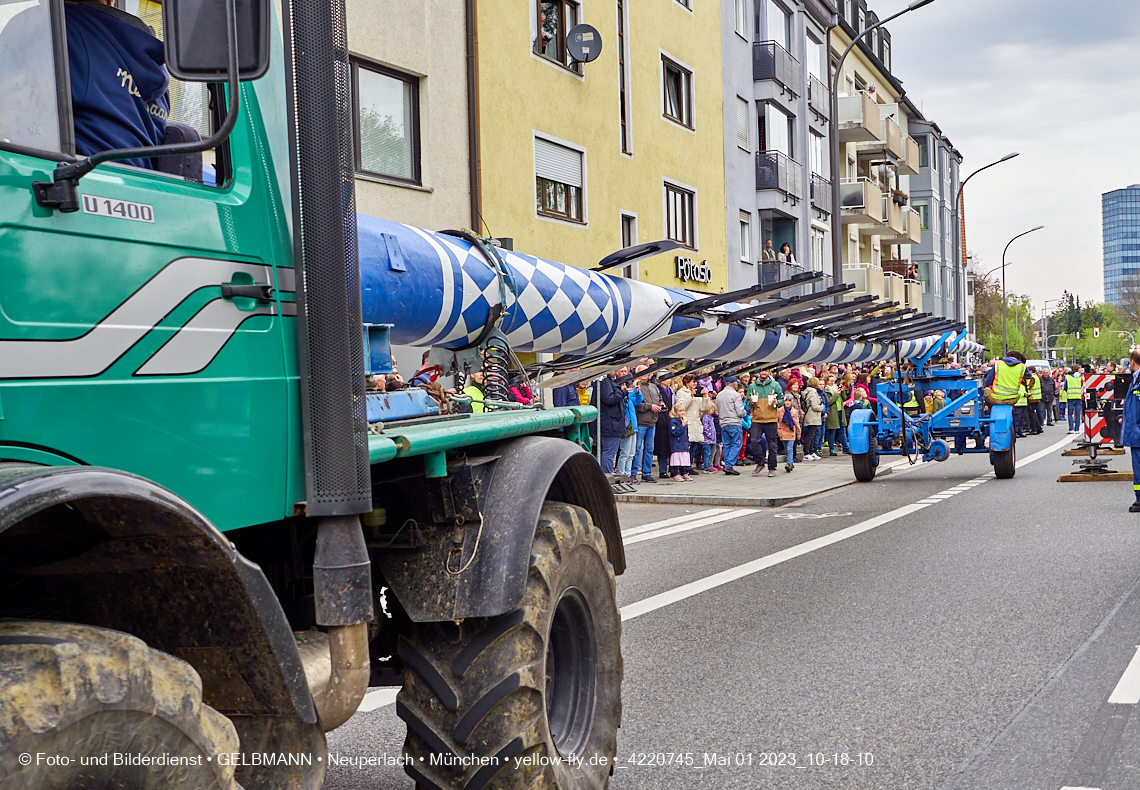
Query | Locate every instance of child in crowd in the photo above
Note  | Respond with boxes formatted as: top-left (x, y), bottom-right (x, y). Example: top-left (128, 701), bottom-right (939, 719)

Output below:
top-left (701, 401), bottom-right (718, 472)
top-left (668, 403), bottom-right (692, 482)
top-left (776, 394), bottom-right (801, 473)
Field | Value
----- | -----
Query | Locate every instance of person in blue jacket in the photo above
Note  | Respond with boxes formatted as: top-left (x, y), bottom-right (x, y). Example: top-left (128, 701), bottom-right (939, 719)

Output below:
top-left (1122, 349), bottom-right (1140, 512)
top-left (66, 0), bottom-right (169, 168)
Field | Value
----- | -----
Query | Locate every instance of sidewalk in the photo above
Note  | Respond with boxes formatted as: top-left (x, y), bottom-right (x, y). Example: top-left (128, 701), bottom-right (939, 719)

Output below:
top-left (615, 453), bottom-right (891, 508)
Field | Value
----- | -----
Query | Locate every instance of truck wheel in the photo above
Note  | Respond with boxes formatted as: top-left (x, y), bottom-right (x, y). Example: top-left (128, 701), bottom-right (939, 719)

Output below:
top-left (852, 451), bottom-right (877, 482)
top-left (398, 502), bottom-right (622, 790)
top-left (993, 439), bottom-right (1016, 479)
top-left (0, 620), bottom-right (240, 790)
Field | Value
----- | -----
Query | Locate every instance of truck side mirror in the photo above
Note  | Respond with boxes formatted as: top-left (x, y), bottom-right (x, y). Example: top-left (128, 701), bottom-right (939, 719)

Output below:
top-left (164, 0), bottom-right (270, 81)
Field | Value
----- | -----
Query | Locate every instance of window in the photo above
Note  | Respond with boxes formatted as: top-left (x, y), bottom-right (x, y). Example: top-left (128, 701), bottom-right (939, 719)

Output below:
top-left (767, 0), bottom-right (791, 50)
top-left (620, 214), bottom-right (637, 278)
top-left (536, 0), bottom-right (581, 72)
top-left (806, 34), bottom-right (823, 80)
top-left (736, 97), bottom-right (749, 150)
top-left (913, 199), bottom-right (929, 230)
top-left (662, 57), bottom-right (693, 128)
top-left (734, 0), bottom-right (747, 36)
top-left (758, 103), bottom-right (793, 158)
top-left (617, 0), bottom-right (631, 153)
top-left (665, 183), bottom-right (695, 249)
top-left (916, 136), bottom-right (929, 168)
top-left (740, 211), bottom-right (751, 261)
top-left (535, 137), bottom-right (584, 223)
top-left (881, 39), bottom-right (891, 71)
top-left (353, 60), bottom-right (420, 183)
top-left (809, 131), bottom-right (824, 175)
top-left (858, 7), bottom-right (866, 31)
top-left (812, 228), bottom-right (826, 272)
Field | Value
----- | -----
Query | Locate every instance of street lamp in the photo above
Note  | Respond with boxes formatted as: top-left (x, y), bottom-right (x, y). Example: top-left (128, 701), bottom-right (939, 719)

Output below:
top-left (829, 0), bottom-right (939, 284)
top-left (1001, 225), bottom-right (1045, 356)
top-left (1041, 297), bottom-right (1062, 360)
top-left (952, 153), bottom-right (1019, 322)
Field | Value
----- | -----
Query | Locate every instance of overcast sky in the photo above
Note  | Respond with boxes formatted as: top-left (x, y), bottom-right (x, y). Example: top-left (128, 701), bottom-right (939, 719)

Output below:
top-left (887, 0), bottom-right (1140, 312)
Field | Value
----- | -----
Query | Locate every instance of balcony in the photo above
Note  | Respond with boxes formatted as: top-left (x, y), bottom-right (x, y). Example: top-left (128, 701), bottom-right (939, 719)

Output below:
top-left (756, 150), bottom-right (803, 200)
top-left (753, 41), bottom-right (802, 98)
top-left (856, 115), bottom-right (904, 162)
top-left (759, 261), bottom-right (810, 298)
top-left (878, 207), bottom-right (922, 245)
top-left (899, 136), bottom-right (921, 175)
top-left (810, 173), bottom-right (832, 215)
top-left (842, 263), bottom-right (886, 300)
top-left (839, 178), bottom-right (882, 225)
top-left (808, 76), bottom-right (829, 120)
top-left (837, 91), bottom-right (880, 143)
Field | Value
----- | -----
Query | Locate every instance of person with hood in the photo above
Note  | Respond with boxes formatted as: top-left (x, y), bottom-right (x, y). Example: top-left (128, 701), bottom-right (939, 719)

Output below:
top-left (598, 371), bottom-right (626, 474)
top-left (66, 0), bottom-right (170, 168)
top-left (801, 377), bottom-right (824, 461)
top-left (776, 394), bottom-right (802, 473)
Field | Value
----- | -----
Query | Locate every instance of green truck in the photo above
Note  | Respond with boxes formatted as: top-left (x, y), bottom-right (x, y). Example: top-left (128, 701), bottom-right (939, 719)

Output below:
top-left (0, 0), bottom-right (623, 787)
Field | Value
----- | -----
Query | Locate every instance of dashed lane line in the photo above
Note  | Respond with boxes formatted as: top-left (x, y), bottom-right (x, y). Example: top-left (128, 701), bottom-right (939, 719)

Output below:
top-left (1107, 646), bottom-right (1140, 705)
top-left (620, 435), bottom-right (1074, 623)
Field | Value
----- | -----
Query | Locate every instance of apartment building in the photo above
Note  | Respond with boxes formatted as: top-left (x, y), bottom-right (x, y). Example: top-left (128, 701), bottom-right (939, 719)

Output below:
top-left (907, 119), bottom-right (963, 320)
top-left (721, 0), bottom-right (837, 292)
top-left (1103, 184), bottom-right (1140, 306)
top-left (831, 0), bottom-right (924, 313)
top-left (344, 0), bottom-right (473, 231)
top-left (472, 0), bottom-right (727, 292)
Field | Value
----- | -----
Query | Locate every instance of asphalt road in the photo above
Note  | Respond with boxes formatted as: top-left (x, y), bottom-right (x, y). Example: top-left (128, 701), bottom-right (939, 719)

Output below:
top-left (326, 426), bottom-right (1140, 790)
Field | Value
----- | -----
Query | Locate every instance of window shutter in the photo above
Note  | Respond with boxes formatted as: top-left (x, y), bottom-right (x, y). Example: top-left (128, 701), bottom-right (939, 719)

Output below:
top-left (534, 137), bottom-right (583, 188)
top-left (736, 97), bottom-right (749, 149)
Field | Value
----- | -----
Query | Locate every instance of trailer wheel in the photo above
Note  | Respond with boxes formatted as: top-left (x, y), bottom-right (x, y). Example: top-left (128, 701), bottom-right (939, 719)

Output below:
top-left (993, 439), bottom-right (1016, 479)
top-left (852, 451), bottom-right (877, 482)
top-left (398, 502), bottom-right (622, 790)
top-left (0, 621), bottom-right (240, 790)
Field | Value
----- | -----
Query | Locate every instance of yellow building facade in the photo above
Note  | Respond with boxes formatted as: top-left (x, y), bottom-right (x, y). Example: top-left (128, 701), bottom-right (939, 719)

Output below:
top-left (474, 0), bottom-right (727, 291)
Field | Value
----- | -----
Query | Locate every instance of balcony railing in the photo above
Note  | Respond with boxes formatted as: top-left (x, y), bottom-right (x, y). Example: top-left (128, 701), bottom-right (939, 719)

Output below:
top-left (839, 177), bottom-right (882, 224)
top-left (756, 150), bottom-right (803, 200)
top-left (810, 173), bottom-right (832, 215)
top-left (753, 41), bottom-right (802, 97)
top-left (900, 136), bottom-right (921, 175)
top-left (808, 76), bottom-right (829, 119)
top-left (759, 261), bottom-right (809, 298)
top-left (837, 90), bottom-right (880, 143)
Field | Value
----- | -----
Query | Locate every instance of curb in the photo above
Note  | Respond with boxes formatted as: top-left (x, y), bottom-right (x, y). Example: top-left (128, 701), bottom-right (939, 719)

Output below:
top-left (614, 466), bottom-right (891, 507)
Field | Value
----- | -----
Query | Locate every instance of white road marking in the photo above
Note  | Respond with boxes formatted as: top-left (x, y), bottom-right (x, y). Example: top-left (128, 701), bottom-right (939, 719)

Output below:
top-left (621, 435), bottom-right (1074, 622)
top-left (622, 508), bottom-right (732, 537)
top-left (357, 687), bottom-right (399, 712)
top-left (1059, 786), bottom-right (1102, 789)
top-left (624, 509), bottom-right (760, 545)
top-left (1108, 646), bottom-right (1140, 704)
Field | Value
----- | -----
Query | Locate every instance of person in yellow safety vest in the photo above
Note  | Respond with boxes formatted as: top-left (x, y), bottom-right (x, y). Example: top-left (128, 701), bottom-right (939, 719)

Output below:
top-left (1057, 371), bottom-right (1069, 425)
top-left (982, 351), bottom-right (1027, 407)
top-left (1014, 382), bottom-right (1029, 438)
top-left (1065, 366), bottom-right (1085, 434)
top-left (1121, 350), bottom-right (1140, 512)
top-left (1026, 368), bottom-right (1044, 435)
top-left (903, 390), bottom-right (920, 416)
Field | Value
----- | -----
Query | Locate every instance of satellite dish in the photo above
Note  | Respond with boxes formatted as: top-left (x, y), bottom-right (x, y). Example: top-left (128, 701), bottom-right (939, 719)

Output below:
top-left (567, 24), bottom-right (602, 63)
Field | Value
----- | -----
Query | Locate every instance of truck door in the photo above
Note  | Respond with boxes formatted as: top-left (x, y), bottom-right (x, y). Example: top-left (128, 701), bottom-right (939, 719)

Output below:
top-left (0, 0), bottom-right (294, 531)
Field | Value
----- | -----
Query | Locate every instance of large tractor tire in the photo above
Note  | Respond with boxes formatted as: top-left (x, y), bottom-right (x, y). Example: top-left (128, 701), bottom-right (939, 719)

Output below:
top-left (852, 451), bottom-right (877, 482)
top-left (993, 438), bottom-right (1016, 479)
top-left (0, 620), bottom-right (240, 790)
top-left (398, 502), bottom-right (622, 790)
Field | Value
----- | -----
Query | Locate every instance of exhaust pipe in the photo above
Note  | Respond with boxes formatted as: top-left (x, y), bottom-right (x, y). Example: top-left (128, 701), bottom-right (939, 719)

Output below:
top-left (295, 624), bottom-right (371, 732)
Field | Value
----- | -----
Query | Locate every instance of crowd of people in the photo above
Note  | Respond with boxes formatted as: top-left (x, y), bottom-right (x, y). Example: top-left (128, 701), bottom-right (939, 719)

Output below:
top-left (549, 361), bottom-right (899, 483)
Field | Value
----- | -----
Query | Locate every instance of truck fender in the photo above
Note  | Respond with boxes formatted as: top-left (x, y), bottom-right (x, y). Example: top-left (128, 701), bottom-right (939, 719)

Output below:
top-left (380, 436), bottom-right (623, 622)
top-left (848, 409), bottom-right (874, 455)
top-left (989, 405), bottom-right (1014, 451)
top-left (0, 465), bottom-right (325, 790)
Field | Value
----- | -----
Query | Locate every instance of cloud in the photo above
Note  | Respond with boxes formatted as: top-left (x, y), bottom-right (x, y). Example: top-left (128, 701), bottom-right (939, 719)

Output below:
top-left (888, 0), bottom-right (1140, 309)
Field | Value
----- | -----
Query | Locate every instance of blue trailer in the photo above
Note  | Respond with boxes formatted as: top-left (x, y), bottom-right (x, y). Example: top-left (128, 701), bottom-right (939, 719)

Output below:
top-left (848, 331), bottom-right (1016, 482)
